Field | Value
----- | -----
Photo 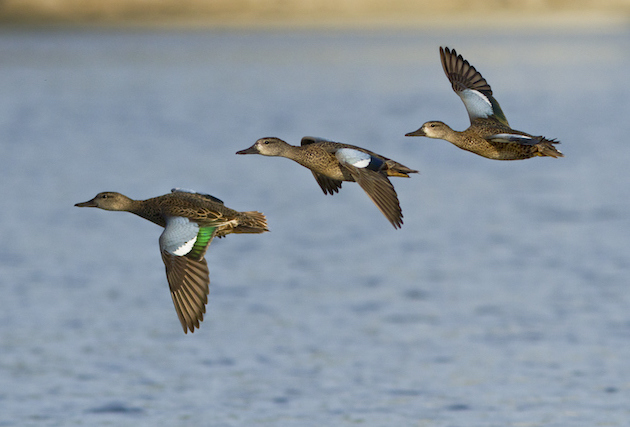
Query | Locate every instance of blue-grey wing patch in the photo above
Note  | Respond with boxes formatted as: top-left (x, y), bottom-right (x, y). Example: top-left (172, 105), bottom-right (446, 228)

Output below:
top-left (336, 148), bottom-right (384, 172)
top-left (440, 46), bottom-right (509, 126)
top-left (456, 84), bottom-right (508, 127)
top-left (458, 89), bottom-right (494, 121)
top-left (171, 187), bottom-right (196, 194)
top-left (159, 216), bottom-right (200, 257)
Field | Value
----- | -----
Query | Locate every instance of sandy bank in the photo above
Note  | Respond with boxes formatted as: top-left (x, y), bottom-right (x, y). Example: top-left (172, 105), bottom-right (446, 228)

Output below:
top-left (0, 0), bottom-right (629, 28)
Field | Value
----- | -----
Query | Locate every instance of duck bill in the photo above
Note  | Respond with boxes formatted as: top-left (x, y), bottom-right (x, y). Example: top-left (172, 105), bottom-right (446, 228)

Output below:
top-left (405, 128), bottom-right (426, 137)
top-left (74, 198), bottom-right (97, 207)
top-left (235, 145), bottom-right (258, 155)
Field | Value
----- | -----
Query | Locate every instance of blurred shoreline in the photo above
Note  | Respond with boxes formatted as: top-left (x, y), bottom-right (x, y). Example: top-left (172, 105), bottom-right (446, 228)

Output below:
top-left (1, 0), bottom-right (629, 29)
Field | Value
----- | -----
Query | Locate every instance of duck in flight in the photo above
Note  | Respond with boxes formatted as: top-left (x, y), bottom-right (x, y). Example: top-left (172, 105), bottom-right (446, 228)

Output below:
top-left (75, 189), bottom-right (268, 333)
top-left (406, 47), bottom-right (563, 160)
top-left (236, 136), bottom-right (418, 229)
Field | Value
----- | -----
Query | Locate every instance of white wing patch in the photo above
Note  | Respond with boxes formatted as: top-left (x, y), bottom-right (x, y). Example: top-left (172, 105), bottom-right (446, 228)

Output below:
top-left (335, 148), bottom-right (371, 168)
top-left (172, 237), bottom-right (196, 256)
top-left (458, 89), bottom-right (493, 120)
top-left (159, 216), bottom-right (199, 257)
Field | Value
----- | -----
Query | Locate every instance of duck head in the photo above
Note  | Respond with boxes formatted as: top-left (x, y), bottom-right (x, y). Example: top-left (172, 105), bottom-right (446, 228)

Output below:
top-left (75, 192), bottom-right (134, 211)
top-left (405, 121), bottom-right (451, 139)
top-left (236, 137), bottom-right (291, 157)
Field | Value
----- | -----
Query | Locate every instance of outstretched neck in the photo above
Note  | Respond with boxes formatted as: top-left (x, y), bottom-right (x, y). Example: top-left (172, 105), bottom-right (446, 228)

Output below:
top-left (279, 145), bottom-right (302, 161)
top-left (444, 127), bottom-right (468, 146)
top-left (438, 124), bottom-right (462, 142)
top-left (128, 198), bottom-right (165, 227)
top-left (278, 145), bottom-right (313, 168)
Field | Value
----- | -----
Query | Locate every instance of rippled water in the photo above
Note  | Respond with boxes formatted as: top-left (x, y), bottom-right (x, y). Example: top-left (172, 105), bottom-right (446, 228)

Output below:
top-left (0, 27), bottom-right (629, 426)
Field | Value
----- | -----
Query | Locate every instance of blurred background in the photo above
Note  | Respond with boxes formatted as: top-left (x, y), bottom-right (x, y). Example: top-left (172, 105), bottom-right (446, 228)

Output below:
top-left (1, 2), bottom-right (630, 427)
top-left (0, 0), bottom-right (629, 27)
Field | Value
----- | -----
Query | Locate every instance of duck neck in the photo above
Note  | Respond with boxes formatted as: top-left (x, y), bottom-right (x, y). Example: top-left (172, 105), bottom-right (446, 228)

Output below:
top-left (128, 198), bottom-right (166, 227)
top-left (279, 146), bottom-right (308, 166)
top-left (441, 126), bottom-right (466, 147)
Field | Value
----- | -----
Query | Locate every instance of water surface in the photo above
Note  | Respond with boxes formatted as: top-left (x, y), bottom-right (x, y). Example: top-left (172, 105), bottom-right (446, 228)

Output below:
top-left (0, 28), bottom-right (629, 426)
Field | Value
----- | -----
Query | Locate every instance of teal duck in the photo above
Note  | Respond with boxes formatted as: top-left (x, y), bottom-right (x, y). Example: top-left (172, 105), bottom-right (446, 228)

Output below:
top-left (75, 189), bottom-right (268, 333)
top-left (406, 47), bottom-right (563, 160)
top-left (236, 136), bottom-right (418, 229)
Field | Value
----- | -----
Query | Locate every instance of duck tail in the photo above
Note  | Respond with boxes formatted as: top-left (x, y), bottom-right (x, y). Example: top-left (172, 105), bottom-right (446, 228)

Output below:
top-left (536, 138), bottom-right (564, 158)
top-left (384, 160), bottom-right (419, 178)
top-left (234, 211), bottom-right (269, 234)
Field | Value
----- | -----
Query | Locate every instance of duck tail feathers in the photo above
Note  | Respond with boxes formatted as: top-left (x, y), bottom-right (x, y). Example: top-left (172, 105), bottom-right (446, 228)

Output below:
top-left (384, 160), bottom-right (419, 177)
top-left (234, 211), bottom-right (269, 234)
top-left (536, 138), bottom-right (564, 158)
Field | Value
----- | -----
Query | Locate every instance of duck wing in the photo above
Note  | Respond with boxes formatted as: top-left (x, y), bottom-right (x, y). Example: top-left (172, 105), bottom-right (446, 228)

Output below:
top-left (301, 136), bottom-right (334, 146)
top-left (311, 172), bottom-right (343, 195)
top-left (440, 47), bottom-right (509, 127)
top-left (171, 188), bottom-right (224, 205)
top-left (300, 136), bottom-right (344, 194)
top-left (335, 148), bottom-right (403, 229)
top-left (484, 133), bottom-right (543, 145)
top-left (159, 217), bottom-right (216, 333)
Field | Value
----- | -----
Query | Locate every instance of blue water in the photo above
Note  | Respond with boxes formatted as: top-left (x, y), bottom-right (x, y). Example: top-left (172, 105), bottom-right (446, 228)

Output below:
top-left (0, 27), bottom-right (629, 426)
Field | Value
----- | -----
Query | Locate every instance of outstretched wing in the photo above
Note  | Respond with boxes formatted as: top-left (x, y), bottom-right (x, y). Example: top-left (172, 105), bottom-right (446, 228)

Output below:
top-left (311, 171), bottom-right (343, 195)
top-left (160, 252), bottom-right (209, 334)
top-left (335, 148), bottom-right (403, 229)
top-left (159, 216), bottom-right (216, 333)
top-left (440, 47), bottom-right (509, 127)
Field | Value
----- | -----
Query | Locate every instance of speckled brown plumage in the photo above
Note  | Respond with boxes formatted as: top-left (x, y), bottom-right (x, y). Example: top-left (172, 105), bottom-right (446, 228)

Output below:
top-left (75, 190), bottom-right (268, 333)
top-left (406, 47), bottom-right (563, 160)
top-left (237, 136), bottom-right (418, 228)
top-left (125, 191), bottom-right (268, 237)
